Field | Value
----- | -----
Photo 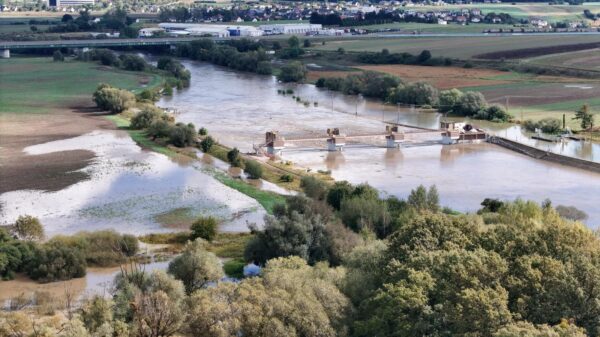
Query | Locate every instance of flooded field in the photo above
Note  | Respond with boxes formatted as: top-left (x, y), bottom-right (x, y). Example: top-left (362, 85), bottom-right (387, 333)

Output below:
top-left (0, 259), bottom-right (170, 306)
top-left (163, 62), bottom-right (600, 227)
top-left (0, 129), bottom-right (265, 235)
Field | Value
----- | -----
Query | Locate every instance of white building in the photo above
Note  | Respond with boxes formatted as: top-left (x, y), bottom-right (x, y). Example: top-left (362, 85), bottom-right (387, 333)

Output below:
top-left (56, 0), bottom-right (93, 6)
top-left (158, 23), bottom-right (262, 37)
top-left (259, 23), bottom-right (322, 35)
top-left (138, 27), bottom-right (165, 37)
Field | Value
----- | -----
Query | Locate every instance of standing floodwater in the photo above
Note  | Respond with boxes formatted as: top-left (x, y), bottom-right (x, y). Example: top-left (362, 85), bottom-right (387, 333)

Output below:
top-left (162, 61), bottom-right (600, 227)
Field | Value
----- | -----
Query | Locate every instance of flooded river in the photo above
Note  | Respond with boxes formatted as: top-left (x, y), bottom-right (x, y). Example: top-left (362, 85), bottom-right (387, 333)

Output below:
top-left (162, 61), bottom-right (600, 227)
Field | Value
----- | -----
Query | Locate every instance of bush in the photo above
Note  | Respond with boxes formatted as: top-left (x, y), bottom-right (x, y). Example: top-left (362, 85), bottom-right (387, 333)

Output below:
top-left (168, 123), bottom-right (197, 147)
top-left (130, 108), bottom-right (167, 130)
top-left (167, 240), bottom-right (223, 293)
top-left (119, 54), bottom-right (147, 71)
top-left (198, 127), bottom-right (208, 136)
top-left (200, 136), bottom-right (215, 152)
top-left (26, 245), bottom-right (86, 283)
top-left (300, 176), bottom-right (327, 200)
top-left (190, 217), bottom-right (218, 242)
top-left (223, 259), bottom-right (245, 278)
top-left (227, 148), bottom-right (244, 167)
top-left (455, 91), bottom-right (487, 116)
top-left (92, 84), bottom-right (135, 114)
top-left (256, 61), bottom-right (273, 75)
top-left (280, 174), bottom-right (294, 182)
top-left (474, 105), bottom-right (511, 122)
top-left (147, 119), bottom-right (171, 139)
top-left (13, 215), bottom-right (44, 241)
top-left (523, 118), bottom-right (562, 134)
top-left (244, 160), bottom-right (263, 179)
top-left (389, 82), bottom-right (438, 106)
top-left (277, 61), bottom-right (307, 83)
top-left (53, 50), bottom-right (64, 62)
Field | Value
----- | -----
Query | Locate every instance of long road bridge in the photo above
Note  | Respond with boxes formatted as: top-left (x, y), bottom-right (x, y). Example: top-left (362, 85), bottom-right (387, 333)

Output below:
top-left (0, 37), bottom-right (206, 58)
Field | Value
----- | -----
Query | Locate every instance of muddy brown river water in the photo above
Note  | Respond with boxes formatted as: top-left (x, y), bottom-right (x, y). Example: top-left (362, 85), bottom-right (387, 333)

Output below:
top-left (161, 61), bottom-right (600, 227)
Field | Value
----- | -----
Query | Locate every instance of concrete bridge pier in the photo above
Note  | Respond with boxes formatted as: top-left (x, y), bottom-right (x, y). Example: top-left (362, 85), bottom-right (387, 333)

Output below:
top-left (1, 49), bottom-right (10, 59)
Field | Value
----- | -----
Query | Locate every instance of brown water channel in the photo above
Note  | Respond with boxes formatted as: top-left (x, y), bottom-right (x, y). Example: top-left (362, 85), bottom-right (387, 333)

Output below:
top-left (161, 61), bottom-right (600, 227)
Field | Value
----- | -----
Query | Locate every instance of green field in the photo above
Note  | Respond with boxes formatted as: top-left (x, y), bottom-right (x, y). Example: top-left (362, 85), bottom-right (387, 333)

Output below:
top-left (314, 34), bottom-right (600, 59)
top-left (354, 22), bottom-right (518, 33)
top-left (0, 57), bottom-right (160, 114)
top-left (407, 3), bottom-right (600, 21)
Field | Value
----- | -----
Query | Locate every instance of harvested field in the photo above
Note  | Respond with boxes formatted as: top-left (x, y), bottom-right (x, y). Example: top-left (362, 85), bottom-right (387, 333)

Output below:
top-left (355, 65), bottom-right (513, 89)
top-left (526, 48), bottom-right (600, 71)
top-left (475, 42), bottom-right (600, 60)
top-left (313, 35), bottom-right (600, 60)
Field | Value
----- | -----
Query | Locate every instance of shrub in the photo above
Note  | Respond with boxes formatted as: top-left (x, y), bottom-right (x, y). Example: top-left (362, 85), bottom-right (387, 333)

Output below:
top-left (438, 89), bottom-right (463, 113)
top-left (280, 174), bottom-right (294, 182)
top-left (147, 119), bottom-right (171, 139)
top-left (300, 176), bottom-right (327, 200)
top-left (256, 61), bottom-right (273, 75)
top-left (390, 82), bottom-right (439, 106)
top-left (198, 127), bottom-right (208, 136)
top-left (556, 205), bottom-right (588, 221)
top-left (53, 50), bottom-right (64, 62)
top-left (168, 123), bottom-right (197, 147)
top-left (119, 54), bottom-right (147, 71)
top-left (227, 148), bottom-right (244, 167)
top-left (277, 61), bottom-right (306, 83)
top-left (223, 258), bottom-right (245, 278)
top-left (200, 136), bottom-right (215, 152)
top-left (244, 160), bottom-right (263, 179)
top-left (92, 84), bottom-right (135, 114)
top-left (455, 91), bottom-right (487, 116)
top-left (130, 108), bottom-right (166, 130)
top-left (190, 217), bottom-right (218, 242)
top-left (13, 215), bottom-right (44, 241)
top-left (26, 245), bottom-right (86, 283)
top-left (167, 240), bottom-right (223, 293)
top-left (523, 118), bottom-right (562, 134)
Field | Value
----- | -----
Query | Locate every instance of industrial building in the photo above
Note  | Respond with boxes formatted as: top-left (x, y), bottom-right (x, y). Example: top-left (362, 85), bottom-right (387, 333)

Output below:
top-left (158, 23), bottom-right (262, 38)
top-left (259, 23), bottom-right (322, 35)
top-left (53, 0), bottom-right (94, 6)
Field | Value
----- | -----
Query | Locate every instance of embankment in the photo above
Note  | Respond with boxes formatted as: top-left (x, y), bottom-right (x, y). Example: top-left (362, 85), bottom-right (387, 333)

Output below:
top-left (488, 136), bottom-right (600, 174)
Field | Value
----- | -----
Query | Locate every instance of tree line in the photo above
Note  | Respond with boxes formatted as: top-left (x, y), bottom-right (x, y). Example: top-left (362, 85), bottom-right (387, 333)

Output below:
top-left (316, 71), bottom-right (511, 122)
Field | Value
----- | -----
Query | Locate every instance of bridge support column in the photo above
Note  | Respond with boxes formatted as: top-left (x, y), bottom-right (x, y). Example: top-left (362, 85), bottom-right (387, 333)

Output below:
top-left (1, 49), bottom-right (10, 59)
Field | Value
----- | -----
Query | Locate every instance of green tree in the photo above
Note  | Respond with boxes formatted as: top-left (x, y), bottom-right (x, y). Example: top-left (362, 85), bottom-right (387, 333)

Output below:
top-left (190, 217), bottom-right (218, 242)
top-left (244, 160), bottom-right (263, 179)
top-left (53, 50), bottom-right (65, 62)
top-left (277, 61), bottom-right (307, 83)
top-left (227, 147), bottom-right (243, 167)
top-left (200, 136), bottom-right (215, 153)
top-left (13, 215), bottom-right (44, 241)
top-left (438, 88), bottom-right (463, 113)
top-left (573, 104), bottom-right (594, 130)
top-left (168, 240), bottom-right (223, 293)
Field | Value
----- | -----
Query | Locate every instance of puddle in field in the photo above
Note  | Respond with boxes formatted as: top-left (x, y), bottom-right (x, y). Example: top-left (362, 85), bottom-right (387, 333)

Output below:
top-left (564, 84), bottom-right (594, 90)
top-left (0, 129), bottom-right (265, 235)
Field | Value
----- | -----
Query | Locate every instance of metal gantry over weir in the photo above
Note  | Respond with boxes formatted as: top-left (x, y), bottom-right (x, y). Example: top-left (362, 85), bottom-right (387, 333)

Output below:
top-left (260, 121), bottom-right (487, 156)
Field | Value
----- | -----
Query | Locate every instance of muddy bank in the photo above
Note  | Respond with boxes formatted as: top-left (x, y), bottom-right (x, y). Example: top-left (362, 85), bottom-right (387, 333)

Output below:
top-left (0, 105), bottom-right (113, 194)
